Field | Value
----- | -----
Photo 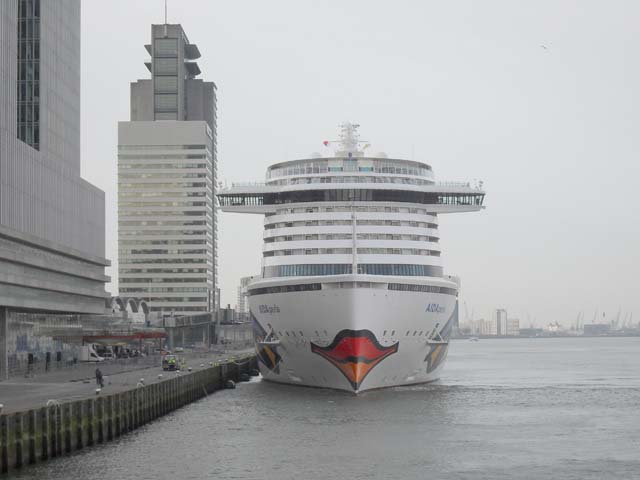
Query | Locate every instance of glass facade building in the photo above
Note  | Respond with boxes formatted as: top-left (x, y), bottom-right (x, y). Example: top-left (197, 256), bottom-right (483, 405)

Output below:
top-left (17, 0), bottom-right (40, 150)
top-left (118, 24), bottom-right (217, 317)
top-left (0, 0), bottom-right (109, 316)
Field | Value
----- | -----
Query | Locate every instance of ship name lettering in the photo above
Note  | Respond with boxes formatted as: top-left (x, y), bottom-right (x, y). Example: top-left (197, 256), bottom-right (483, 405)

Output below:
top-left (425, 304), bottom-right (445, 313)
top-left (259, 304), bottom-right (280, 314)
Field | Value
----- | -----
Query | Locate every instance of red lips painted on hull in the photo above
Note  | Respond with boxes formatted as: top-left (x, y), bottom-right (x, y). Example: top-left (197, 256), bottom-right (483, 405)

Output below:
top-left (311, 329), bottom-right (399, 391)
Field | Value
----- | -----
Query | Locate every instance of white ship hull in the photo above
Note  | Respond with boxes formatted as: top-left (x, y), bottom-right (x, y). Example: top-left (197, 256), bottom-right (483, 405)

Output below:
top-left (251, 285), bottom-right (457, 394)
top-left (220, 123), bottom-right (485, 395)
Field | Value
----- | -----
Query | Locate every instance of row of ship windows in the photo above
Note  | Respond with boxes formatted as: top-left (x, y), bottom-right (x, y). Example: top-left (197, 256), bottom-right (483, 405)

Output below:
top-left (266, 161), bottom-right (432, 179)
top-left (249, 282), bottom-right (455, 296)
top-left (268, 176), bottom-right (433, 186)
top-left (265, 234), bottom-right (439, 243)
top-left (262, 264), bottom-right (443, 278)
top-left (272, 206), bottom-right (435, 215)
top-left (263, 248), bottom-right (440, 257)
top-left (388, 283), bottom-right (456, 295)
top-left (265, 220), bottom-right (438, 229)
top-left (220, 190), bottom-right (484, 207)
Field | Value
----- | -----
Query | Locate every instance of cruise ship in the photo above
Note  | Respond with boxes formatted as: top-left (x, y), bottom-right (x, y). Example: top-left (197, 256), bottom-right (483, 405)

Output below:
top-left (218, 123), bottom-right (485, 393)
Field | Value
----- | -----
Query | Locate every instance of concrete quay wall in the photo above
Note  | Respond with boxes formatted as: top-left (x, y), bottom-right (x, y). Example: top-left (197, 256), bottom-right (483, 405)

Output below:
top-left (0, 354), bottom-right (257, 475)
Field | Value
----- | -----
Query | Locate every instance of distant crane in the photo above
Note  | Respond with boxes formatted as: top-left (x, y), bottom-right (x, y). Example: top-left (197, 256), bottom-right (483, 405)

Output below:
top-left (613, 308), bottom-right (622, 330)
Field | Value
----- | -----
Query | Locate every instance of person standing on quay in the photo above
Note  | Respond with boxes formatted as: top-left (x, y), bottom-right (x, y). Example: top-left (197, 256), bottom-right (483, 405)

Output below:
top-left (95, 367), bottom-right (104, 388)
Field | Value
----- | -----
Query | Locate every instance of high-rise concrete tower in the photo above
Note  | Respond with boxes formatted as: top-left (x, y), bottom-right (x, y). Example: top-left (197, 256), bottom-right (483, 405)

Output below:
top-left (118, 23), bottom-right (218, 317)
top-left (0, 0), bottom-right (109, 314)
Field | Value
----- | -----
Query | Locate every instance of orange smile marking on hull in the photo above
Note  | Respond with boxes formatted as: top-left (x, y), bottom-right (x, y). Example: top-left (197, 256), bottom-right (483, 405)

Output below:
top-left (311, 329), bottom-right (399, 391)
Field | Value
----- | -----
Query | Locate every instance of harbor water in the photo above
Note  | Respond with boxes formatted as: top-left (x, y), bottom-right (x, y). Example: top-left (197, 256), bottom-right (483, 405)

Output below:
top-left (12, 337), bottom-right (640, 480)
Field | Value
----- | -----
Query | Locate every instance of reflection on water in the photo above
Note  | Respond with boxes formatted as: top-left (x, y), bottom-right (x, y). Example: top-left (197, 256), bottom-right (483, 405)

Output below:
top-left (14, 338), bottom-right (640, 480)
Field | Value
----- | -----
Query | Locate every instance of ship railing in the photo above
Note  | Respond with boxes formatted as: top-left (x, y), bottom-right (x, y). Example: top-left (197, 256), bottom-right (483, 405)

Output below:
top-left (230, 181), bottom-right (266, 187)
top-left (437, 181), bottom-right (484, 190)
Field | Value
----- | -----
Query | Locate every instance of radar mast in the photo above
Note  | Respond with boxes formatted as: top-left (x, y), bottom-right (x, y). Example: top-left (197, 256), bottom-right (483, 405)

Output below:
top-left (333, 122), bottom-right (368, 157)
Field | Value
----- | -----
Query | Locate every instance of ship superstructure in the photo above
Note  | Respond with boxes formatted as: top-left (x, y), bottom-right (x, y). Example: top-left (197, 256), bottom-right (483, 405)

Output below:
top-left (218, 123), bottom-right (485, 393)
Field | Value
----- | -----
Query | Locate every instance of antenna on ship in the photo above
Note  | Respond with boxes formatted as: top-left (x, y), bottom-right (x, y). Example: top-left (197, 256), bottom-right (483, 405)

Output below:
top-left (339, 122), bottom-right (360, 153)
top-left (328, 122), bottom-right (369, 158)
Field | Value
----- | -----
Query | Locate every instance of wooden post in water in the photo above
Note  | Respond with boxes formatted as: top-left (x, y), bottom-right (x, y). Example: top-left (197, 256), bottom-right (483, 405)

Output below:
top-left (39, 407), bottom-right (48, 460)
top-left (62, 403), bottom-right (71, 454)
top-left (27, 410), bottom-right (35, 465)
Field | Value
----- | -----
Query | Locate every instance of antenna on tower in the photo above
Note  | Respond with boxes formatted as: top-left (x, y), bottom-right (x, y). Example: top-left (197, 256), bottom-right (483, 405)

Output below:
top-left (164, 0), bottom-right (168, 24)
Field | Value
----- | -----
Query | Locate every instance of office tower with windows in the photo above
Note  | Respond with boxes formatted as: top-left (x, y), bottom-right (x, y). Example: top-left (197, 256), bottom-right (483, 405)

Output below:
top-left (236, 276), bottom-right (253, 321)
top-left (0, 0), bottom-right (109, 314)
top-left (495, 308), bottom-right (508, 336)
top-left (118, 23), bottom-right (218, 317)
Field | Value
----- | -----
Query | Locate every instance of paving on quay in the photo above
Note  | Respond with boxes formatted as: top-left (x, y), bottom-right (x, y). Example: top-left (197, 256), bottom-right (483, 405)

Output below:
top-left (0, 349), bottom-right (253, 414)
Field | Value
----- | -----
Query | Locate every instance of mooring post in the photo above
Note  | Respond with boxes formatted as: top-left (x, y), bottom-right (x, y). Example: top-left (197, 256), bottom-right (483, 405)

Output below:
top-left (13, 413), bottom-right (23, 469)
top-left (27, 410), bottom-right (35, 465)
top-left (62, 403), bottom-right (71, 454)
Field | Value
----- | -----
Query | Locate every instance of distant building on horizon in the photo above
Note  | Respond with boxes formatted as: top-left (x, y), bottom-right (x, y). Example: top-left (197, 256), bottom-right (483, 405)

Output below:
top-left (0, 0), bottom-right (109, 315)
top-left (236, 276), bottom-right (253, 320)
top-left (583, 323), bottom-right (610, 336)
top-left (506, 318), bottom-right (520, 336)
top-left (494, 308), bottom-right (508, 336)
top-left (118, 22), bottom-right (218, 317)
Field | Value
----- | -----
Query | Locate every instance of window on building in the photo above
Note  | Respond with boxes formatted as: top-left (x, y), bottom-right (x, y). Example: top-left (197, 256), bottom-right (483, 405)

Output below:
top-left (154, 57), bottom-right (178, 75)
top-left (16, 0), bottom-right (40, 150)
top-left (155, 94), bottom-right (178, 111)
top-left (155, 76), bottom-right (178, 93)
top-left (154, 38), bottom-right (178, 56)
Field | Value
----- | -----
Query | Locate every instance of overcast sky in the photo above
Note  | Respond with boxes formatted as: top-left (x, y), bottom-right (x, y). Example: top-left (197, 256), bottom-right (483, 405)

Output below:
top-left (80, 0), bottom-right (639, 327)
